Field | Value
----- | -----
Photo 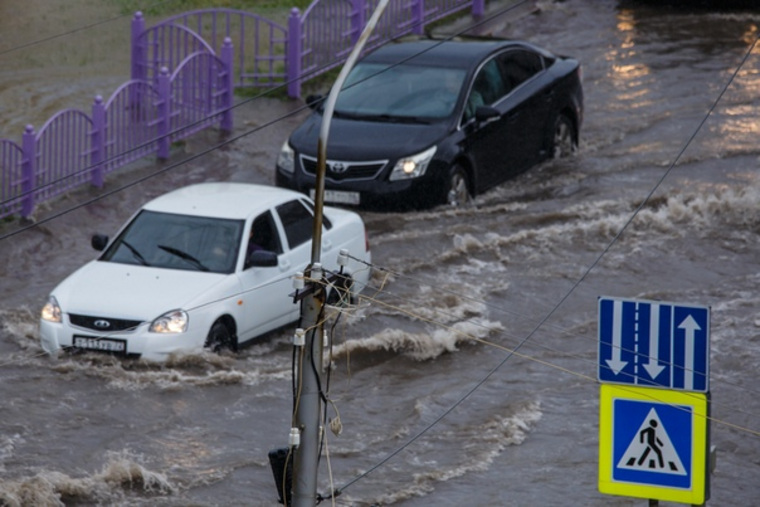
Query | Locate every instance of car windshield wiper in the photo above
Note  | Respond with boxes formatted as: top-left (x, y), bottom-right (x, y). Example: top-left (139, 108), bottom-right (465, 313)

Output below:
top-left (334, 110), bottom-right (429, 124)
top-left (157, 244), bottom-right (210, 272)
top-left (120, 240), bottom-right (150, 266)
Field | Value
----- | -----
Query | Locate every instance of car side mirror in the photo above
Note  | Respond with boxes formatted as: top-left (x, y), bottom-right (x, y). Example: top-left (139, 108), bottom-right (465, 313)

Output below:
top-left (305, 94), bottom-right (324, 110)
top-left (474, 105), bottom-right (499, 124)
top-left (246, 250), bottom-right (278, 268)
top-left (91, 234), bottom-right (109, 251)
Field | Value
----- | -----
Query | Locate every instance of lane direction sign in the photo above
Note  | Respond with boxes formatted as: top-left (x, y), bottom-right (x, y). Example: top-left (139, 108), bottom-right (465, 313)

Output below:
top-left (598, 297), bottom-right (710, 392)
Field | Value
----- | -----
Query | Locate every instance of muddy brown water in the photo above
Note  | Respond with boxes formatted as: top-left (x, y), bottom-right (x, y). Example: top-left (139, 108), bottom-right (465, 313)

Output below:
top-left (2, 1), bottom-right (760, 505)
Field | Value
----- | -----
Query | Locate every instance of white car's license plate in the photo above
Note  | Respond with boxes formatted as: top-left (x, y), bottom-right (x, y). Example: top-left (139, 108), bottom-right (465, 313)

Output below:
top-left (73, 336), bottom-right (127, 352)
top-left (310, 189), bottom-right (360, 205)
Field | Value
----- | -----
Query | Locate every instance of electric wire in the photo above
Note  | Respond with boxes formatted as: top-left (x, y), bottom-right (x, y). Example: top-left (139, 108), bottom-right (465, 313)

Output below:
top-left (333, 30), bottom-right (760, 495)
top-left (0, 0), bottom-right (533, 218)
top-left (1, 0), bottom-right (758, 500)
top-left (0, 0), bottom-right (181, 58)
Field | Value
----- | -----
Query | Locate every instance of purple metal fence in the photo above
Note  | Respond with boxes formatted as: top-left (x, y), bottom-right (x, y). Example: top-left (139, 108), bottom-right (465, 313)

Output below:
top-left (0, 139), bottom-right (24, 218)
top-left (0, 0), bottom-right (483, 220)
top-left (0, 45), bottom-right (233, 219)
top-left (135, 9), bottom-right (288, 89)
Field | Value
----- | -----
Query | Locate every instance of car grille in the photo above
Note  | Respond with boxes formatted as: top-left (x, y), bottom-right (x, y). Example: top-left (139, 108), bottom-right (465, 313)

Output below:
top-left (68, 314), bottom-right (142, 332)
top-left (300, 155), bottom-right (387, 182)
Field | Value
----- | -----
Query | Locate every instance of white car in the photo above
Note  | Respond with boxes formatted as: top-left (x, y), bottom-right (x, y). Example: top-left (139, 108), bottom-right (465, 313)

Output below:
top-left (39, 182), bottom-right (372, 361)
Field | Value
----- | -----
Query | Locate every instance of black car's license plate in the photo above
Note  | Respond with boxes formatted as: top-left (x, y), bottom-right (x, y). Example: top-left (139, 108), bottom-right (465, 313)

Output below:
top-left (73, 336), bottom-right (127, 353)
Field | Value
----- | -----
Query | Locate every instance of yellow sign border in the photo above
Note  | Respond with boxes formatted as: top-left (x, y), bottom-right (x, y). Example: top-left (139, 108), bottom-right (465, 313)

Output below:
top-left (599, 384), bottom-right (708, 504)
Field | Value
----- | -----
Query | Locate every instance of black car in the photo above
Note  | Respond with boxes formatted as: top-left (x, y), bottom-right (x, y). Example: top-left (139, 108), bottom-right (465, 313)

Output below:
top-left (275, 37), bottom-right (583, 210)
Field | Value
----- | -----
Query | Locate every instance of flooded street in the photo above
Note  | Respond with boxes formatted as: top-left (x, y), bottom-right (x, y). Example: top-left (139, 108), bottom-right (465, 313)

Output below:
top-left (1, 1), bottom-right (760, 505)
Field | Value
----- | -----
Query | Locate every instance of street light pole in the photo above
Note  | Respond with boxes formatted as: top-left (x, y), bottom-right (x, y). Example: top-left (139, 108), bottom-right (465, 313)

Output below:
top-left (290, 1), bottom-right (390, 506)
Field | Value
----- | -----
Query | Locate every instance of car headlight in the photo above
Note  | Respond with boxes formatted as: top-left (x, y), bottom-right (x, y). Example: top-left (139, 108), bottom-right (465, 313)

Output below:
top-left (150, 310), bottom-right (188, 333)
top-left (277, 141), bottom-right (295, 174)
top-left (41, 296), bottom-right (62, 323)
top-left (389, 146), bottom-right (437, 181)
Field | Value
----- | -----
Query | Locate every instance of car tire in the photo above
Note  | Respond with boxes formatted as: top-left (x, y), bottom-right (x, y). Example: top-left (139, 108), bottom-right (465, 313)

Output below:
top-left (446, 165), bottom-right (471, 206)
top-left (205, 320), bottom-right (237, 354)
top-left (326, 274), bottom-right (356, 306)
top-left (552, 115), bottom-right (577, 159)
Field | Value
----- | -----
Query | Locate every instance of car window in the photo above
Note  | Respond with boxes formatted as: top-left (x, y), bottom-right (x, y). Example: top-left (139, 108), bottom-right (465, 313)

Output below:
top-left (301, 199), bottom-right (332, 229)
top-left (247, 211), bottom-right (282, 257)
top-left (276, 199), bottom-right (318, 250)
top-left (102, 210), bottom-right (244, 274)
top-left (497, 49), bottom-right (544, 90)
top-left (465, 59), bottom-right (506, 120)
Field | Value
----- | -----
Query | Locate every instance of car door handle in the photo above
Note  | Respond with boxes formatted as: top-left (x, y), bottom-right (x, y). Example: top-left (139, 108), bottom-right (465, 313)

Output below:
top-left (279, 259), bottom-right (291, 272)
top-left (322, 239), bottom-right (333, 251)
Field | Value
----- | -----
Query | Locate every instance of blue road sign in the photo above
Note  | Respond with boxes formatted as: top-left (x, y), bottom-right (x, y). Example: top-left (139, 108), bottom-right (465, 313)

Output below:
top-left (598, 384), bottom-right (710, 505)
top-left (598, 297), bottom-right (710, 392)
top-left (612, 397), bottom-right (692, 489)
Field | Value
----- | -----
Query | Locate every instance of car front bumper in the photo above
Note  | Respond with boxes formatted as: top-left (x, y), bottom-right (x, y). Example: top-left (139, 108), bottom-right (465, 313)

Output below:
top-left (39, 318), bottom-right (205, 362)
top-left (275, 164), bottom-right (448, 210)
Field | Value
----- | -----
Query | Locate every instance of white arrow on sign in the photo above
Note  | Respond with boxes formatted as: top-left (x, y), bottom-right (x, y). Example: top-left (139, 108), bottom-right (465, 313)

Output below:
top-left (606, 299), bottom-right (628, 375)
top-left (678, 315), bottom-right (701, 391)
top-left (643, 303), bottom-right (666, 380)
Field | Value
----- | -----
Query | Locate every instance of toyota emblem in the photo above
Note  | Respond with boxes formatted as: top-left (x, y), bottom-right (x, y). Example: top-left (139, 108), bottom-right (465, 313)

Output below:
top-left (329, 161), bottom-right (348, 174)
top-left (93, 319), bottom-right (111, 329)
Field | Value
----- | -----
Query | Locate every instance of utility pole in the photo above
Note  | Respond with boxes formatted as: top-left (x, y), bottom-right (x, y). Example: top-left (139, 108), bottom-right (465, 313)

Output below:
top-left (290, 2), bottom-right (390, 506)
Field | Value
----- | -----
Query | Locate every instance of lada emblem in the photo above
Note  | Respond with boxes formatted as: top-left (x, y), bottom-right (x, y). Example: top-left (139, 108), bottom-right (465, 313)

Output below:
top-left (93, 319), bottom-right (111, 329)
top-left (329, 161), bottom-right (348, 174)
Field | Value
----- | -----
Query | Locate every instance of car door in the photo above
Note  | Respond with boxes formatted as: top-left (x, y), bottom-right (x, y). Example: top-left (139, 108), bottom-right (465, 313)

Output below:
top-left (235, 209), bottom-right (297, 342)
top-left (496, 49), bottom-right (552, 167)
top-left (463, 55), bottom-right (534, 191)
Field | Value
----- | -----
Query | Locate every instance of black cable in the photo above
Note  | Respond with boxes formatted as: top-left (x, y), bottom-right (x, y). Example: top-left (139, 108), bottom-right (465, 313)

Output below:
top-left (335, 22), bottom-right (760, 498)
top-left (0, 0), bottom-right (180, 57)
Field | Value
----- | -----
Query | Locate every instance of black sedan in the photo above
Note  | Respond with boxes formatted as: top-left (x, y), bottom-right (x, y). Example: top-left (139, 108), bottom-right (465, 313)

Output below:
top-left (275, 36), bottom-right (583, 210)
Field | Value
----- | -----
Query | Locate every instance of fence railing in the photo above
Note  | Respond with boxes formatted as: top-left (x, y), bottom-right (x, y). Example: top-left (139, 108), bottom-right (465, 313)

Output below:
top-left (0, 0), bottom-right (482, 220)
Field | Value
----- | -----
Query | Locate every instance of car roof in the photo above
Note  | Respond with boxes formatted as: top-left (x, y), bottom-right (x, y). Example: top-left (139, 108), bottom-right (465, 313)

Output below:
top-left (142, 182), bottom-right (306, 220)
top-left (361, 38), bottom-right (541, 70)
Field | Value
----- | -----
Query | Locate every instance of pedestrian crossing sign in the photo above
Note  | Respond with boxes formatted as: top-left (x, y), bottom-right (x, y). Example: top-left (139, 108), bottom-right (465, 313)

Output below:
top-left (599, 384), bottom-right (709, 504)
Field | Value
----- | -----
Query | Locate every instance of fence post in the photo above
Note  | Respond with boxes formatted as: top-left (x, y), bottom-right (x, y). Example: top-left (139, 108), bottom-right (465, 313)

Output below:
top-left (157, 67), bottom-right (171, 160)
top-left (287, 8), bottom-right (302, 99)
top-left (350, 0), bottom-right (365, 45)
top-left (21, 125), bottom-right (36, 218)
top-left (131, 11), bottom-right (146, 82)
top-left (91, 95), bottom-right (105, 188)
top-left (412, 0), bottom-right (424, 35)
top-left (220, 37), bottom-right (234, 133)
top-left (472, 0), bottom-right (485, 18)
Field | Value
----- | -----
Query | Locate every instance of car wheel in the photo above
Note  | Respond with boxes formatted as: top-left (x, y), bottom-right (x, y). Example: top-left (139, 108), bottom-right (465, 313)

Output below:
top-left (326, 274), bottom-right (355, 306)
top-left (552, 115), bottom-right (577, 159)
top-left (446, 165), bottom-right (470, 206)
top-left (205, 320), bottom-right (237, 354)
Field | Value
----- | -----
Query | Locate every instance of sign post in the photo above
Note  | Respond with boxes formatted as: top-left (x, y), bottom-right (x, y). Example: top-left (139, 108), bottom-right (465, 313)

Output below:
top-left (597, 296), bottom-right (711, 505)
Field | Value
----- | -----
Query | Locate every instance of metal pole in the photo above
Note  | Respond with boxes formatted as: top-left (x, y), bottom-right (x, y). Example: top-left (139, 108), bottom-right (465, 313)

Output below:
top-left (291, 2), bottom-right (390, 506)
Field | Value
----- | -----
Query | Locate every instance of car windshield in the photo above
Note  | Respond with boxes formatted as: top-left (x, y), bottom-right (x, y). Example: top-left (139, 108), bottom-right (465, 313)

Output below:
top-left (101, 210), bottom-right (245, 274)
top-left (335, 62), bottom-right (467, 120)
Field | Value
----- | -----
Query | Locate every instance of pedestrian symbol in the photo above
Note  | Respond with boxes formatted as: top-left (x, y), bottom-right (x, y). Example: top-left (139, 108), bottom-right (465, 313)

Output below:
top-left (617, 408), bottom-right (685, 475)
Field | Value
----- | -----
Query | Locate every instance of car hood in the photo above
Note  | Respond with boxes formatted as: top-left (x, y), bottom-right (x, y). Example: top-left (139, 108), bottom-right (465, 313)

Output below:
top-left (290, 113), bottom-right (450, 159)
top-left (52, 260), bottom-right (231, 321)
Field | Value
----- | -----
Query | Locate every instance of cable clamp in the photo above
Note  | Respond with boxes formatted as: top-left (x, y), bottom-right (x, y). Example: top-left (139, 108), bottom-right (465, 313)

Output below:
top-left (289, 427), bottom-right (300, 447)
top-left (293, 328), bottom-right (305, 347)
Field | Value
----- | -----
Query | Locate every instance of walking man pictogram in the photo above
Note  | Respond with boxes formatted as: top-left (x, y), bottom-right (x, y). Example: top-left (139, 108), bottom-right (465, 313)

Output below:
top-left (637, 419), bottom-right (664, 468)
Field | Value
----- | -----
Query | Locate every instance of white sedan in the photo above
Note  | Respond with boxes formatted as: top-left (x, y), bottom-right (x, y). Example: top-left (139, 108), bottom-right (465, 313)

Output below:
top-left (39, 182), bottom-right (372, 362)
